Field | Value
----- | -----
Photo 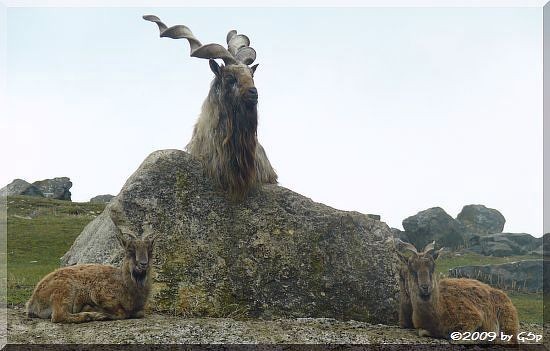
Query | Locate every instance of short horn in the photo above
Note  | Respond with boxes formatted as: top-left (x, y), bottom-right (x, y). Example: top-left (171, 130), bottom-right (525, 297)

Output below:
top-left (125, 231), bottom-right (138, 240)
top-left (394, 238), bottom-right (419, 254)
top-left (142, 221), bottom-right (158, 241)
top-left (422, 241), bottom-right (436, 254)
top-left (142, 221), bottom-right (153, 234)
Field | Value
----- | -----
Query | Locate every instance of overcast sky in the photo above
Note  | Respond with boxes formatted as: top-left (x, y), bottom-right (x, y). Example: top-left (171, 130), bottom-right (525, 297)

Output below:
top-left (0, 4), bottom-right (544, 236)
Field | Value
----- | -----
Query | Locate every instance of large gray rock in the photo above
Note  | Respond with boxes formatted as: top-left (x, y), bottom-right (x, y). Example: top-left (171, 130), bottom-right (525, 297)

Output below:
top-left (467, 232), bottom-right (542, 257)
top-left (449, 260), bottom-right (542, 293)
top-left (32, 177), bottom-right (72, 201)
top-left (90, 194), bottom-right (115, 204)
top-left (0, 179), bottom-right (43, 198)
top-left (402, 207), bottom-right (466, 250)
top-left (62, 149), bottom-right (399, 324)
top-left (456, 204), bottom-right (505, 235)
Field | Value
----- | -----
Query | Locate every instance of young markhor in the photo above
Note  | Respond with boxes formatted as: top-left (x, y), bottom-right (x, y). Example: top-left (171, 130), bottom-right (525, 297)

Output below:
top-left (395, 239), bottom-right (519, 343)
top-left (25, 226), bottom-right (157, 323)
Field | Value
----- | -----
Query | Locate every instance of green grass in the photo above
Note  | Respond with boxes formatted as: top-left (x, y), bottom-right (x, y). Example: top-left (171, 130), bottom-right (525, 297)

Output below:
top-left (6, 195), bottom-right (105, 305)
top-left (506, 291), bottom-right (544, 324)
top-left (437, 251), bottom-right (544, 325)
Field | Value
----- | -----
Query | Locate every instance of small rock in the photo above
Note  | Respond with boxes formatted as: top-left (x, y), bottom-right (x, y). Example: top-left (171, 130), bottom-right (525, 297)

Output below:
top-left (90, 194), bottom-right (115, 204)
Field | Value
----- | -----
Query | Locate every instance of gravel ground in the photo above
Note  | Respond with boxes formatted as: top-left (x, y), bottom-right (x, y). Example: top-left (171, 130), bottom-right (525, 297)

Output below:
top-left (6, 306), bottom-right (443, 344)
top-left (4, 306), bottom-right (544, 346)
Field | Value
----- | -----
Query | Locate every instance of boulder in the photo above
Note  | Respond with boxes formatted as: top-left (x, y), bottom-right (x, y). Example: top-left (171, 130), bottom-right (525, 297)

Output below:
top-left (402, 207), bottom-right (466, 250)
top-left (449, 260), bottom-right (542, 293)
top-left (32, 177), bottom-right (72, 201)
top-left (90, 194), bottom-right (115, 204)
top-left (0, 179), bottom-right (43, 198)
top-left (456, 204), bottom-right (505, 235)
top-left (467, 233), bottom-right (542, 257)
top-left (62, 149), bottom-right (399, 323)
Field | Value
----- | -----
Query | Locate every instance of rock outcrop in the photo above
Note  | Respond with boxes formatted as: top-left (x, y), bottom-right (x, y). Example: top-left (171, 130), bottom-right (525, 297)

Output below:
top-left (456, 204), bottom-right (505, 235)
top-left (467, 232), bottom-right (542, 257)
top-left (401, 207), bottom-right (466, 250)
top-left (449, 260), bottom-right (542, 293)
top-left (62, 149), bottom-right (399, 324)
top-left (393, 205), bottom-right (542, 258)
top-left (1, 177), bottom-right (72, 200)
top-left (32, 177), bottom-right (72, 201)
top-left (90, 194), bottom-right (115, 204)
top-left (0, 179), bottom-right (43, 198)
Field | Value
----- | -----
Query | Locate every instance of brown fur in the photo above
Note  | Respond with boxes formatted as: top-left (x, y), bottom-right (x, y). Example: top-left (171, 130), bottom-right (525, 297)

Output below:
top-left (25, 234), bottom-right (155, 323)
top-left (398, 244), bottom-right (519, 343)
top-left (398, 264), bottom-right (414, 328)
top-left (186, 62), bottom-right (277, 199)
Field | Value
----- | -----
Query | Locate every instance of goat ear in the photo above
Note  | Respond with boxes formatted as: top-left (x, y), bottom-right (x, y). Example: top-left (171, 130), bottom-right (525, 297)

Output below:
top-left (142, 221), bottom-right (158, 246)
top-left (250, 63), bottom-right (259, 75)
top-left (209, 59), bottom-right (221, 77)
top-left (432, 248), bottom-right (444, 261)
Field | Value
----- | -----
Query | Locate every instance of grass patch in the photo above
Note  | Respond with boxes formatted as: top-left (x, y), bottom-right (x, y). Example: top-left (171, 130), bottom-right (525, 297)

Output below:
top-left (7, 195), bottom-right (105, 306)
top-left (507, 291), bottom-right (544, 324)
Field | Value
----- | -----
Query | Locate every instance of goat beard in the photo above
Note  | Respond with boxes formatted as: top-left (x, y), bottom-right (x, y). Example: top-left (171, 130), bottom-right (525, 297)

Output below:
top-left (420, 292), bottom-right (431, 301)
top-left (131, 267), bottom-right (148, 286)
top-left (217, 99), bottom-right (258, 198)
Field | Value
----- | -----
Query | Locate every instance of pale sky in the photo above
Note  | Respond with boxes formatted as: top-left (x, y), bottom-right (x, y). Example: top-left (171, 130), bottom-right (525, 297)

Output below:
top-left (0, 3), bottom-right (544, 236)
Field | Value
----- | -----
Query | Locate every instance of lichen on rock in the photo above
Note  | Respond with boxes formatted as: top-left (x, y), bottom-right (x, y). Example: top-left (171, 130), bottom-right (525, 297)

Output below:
top-left (61, 149), bottom-right (400, 324)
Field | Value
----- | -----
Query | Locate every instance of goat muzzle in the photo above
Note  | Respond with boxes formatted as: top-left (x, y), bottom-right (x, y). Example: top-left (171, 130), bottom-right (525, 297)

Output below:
top-left (419, 285), bottom-right (431, 300)
top-left (244, 87), bottom-right (258, 105)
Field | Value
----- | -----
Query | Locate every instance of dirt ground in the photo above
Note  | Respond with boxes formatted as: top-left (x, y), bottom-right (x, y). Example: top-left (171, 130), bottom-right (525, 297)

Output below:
top-left (4, 306), bottom-right (544, 346)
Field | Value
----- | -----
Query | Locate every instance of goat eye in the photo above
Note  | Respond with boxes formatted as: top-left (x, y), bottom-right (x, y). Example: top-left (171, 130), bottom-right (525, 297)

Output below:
top-left (225, 76), bottom-right (236, 84)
